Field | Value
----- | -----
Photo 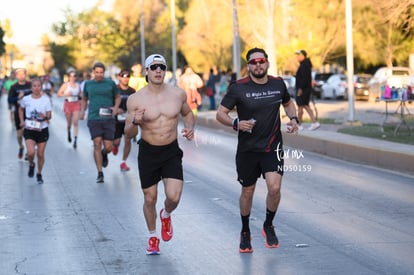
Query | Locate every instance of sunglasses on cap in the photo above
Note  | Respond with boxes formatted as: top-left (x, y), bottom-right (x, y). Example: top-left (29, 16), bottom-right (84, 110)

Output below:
top-left (247, 58), bottom-right (267, 65)
top-left (120, 73), bottom-right (130, 78)
top-left (149, 63), bottom-right (167, 71)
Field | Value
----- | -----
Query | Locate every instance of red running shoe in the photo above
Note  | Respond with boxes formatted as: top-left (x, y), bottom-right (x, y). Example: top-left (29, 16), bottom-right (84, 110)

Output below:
top-left (146, 236), bottom-right (160, 255)
top-left (160, 209), bottom-right (173, 241)
top-left (112, 145), bottom-right (118, 155)
top-left (120, 162), bottom-right (130, 171)
top-left (18, 147), bottom-right (24, 159)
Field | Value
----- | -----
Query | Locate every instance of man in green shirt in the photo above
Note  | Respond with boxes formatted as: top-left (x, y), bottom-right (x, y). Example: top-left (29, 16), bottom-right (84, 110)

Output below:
top-left (81, 62), bottom-right (121, 183)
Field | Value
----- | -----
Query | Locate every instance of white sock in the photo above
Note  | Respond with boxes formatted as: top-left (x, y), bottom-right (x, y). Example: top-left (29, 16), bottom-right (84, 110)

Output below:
top-left (149, 231), bottom-right (157, 238)
top-left (161, 209), bottom-right (170, 218)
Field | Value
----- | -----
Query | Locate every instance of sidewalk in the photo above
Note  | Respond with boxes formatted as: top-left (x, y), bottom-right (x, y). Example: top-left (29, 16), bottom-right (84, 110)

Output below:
top-left (196, 100), bottom-right (414, 175)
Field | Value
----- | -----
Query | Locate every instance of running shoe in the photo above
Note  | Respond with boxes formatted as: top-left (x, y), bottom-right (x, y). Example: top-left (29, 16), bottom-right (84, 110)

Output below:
top-left (120, 162), bottom-right (130, 171)
top-left (160, 209), bottom-right (173, 241)
top-left (73, 140), bottom-right (77, 149)
top-left (239, 231), bottom-right (253, 253)
top-left (28, 163), bottom-right (35, 178)
top-left (68, 131), bottom-right (72, 143)
top-left (112, 145), bottom-right (118, 155)
top-left (308, 122), bottom-right (321, 131)
top-left (101, 149), bottom-right (108, 168)
top-left (146, 236), bottom-right (160, 255)
top-left (36, 173), bottom-right (44, 184)
top-left (18, 147), bottom-right (24, 159)
top-left (96, 171), bottom-right (104, 183)
top-left (262, 225), bottom-right (280, 248)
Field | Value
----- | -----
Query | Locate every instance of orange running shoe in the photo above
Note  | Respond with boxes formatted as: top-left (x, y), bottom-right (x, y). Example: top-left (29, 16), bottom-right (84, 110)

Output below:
top-left (262, 225), bottom-right (280, 248)
top-left (239, 231), bottom-right (253, 253)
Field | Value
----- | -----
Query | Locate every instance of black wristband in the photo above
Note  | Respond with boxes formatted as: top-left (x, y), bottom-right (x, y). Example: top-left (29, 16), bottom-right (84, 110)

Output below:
top-left (232, 118), bottom-right (239, 131)
top-left (132, 120), bottom-right (140, 126)
top-left (290, 116), bottom-right (299, 124)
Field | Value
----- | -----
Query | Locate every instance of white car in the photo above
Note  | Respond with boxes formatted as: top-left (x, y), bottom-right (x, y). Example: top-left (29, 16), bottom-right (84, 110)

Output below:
top-left (368, 67), bottom-right (412, 101)
top-left (321, 74), bottom-right (348, 99)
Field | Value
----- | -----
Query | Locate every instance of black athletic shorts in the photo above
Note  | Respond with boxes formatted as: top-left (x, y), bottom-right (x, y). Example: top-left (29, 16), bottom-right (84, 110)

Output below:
top-left (14, 107), bottom-right (23, 130)
top-left (87, 119), bottom-right (116, 140)
top-left (138, 139), bottom-right (183, 189)
top-left (236, 150), bottom-right (284, 187)
top-left (23, 127), bottom-right (49, 143)
top-left (295, 88), bottom-right (311, 106)
top-left (114, 121), bottom-right (125, 139)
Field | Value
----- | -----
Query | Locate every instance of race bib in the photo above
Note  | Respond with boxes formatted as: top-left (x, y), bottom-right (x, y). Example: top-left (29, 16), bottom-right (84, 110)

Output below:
top-left (117, 113), bottom-right (127, 121)
top-left (67, 96), bottom-right (79, 102)
top-left (99, 107), bottom-right (113, 118)
top-left (25, 119), bottom-right (42, 131)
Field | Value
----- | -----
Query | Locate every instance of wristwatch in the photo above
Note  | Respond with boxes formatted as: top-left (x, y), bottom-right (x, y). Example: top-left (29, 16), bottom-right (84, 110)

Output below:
top-left (290, 116), bottom-right (299, 124)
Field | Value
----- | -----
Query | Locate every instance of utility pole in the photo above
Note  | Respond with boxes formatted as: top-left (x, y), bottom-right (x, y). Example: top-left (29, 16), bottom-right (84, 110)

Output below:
top-left (232, 0), bottom-right (241, 79)
top-left (345, 0), bottom-right (356, 122)
top-left (170, 0), bottom-right (177, 86)
top-left (140, 0), bottom-right (146, 69)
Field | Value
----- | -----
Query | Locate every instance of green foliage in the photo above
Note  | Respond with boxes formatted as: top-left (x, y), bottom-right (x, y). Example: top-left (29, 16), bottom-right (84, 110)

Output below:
top-left (48, 42), bottom-right (75, 80)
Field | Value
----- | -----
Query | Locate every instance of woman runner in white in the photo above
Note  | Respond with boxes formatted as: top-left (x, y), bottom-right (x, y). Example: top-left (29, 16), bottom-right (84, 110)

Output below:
top-left (18, 78), bottom-right (52, 184)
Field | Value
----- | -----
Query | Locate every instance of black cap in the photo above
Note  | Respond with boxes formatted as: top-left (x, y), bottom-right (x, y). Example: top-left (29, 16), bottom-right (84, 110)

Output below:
top-left (295, 50), bottom-right (307, 57)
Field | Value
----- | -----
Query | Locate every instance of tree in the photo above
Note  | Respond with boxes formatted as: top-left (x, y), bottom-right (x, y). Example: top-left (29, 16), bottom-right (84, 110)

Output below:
top-left (358, 0), bottom-right (414, 67)
top-left (48, 42), bottom-right (75, 82)
top-left (178, 0), bottom-right (234, 72)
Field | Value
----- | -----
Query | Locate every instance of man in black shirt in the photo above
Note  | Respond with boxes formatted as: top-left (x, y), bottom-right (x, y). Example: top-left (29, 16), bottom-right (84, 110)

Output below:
top-left (8, 68), bottom-right (32, 159)
top-left (295, 50), bottom-right (320, 130)
top-left (216, 47), bottom-right (298, 253)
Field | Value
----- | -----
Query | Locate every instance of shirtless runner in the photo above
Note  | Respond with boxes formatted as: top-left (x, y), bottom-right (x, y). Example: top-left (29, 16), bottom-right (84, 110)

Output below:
top-left (125, 54), bottom-right (195, 255)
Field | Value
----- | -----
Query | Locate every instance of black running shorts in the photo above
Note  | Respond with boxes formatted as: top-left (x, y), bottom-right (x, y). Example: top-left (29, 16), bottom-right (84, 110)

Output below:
top-left (236, 150), bottom-right (284, 187)
top-left (114, 121), bottom-right (125, 139)
top-left (23, 128), bottom-right (49, 143)
top-left (87, 119), bottom-right (116, 140)
top-left (138, 139), bottom-right (183, 189)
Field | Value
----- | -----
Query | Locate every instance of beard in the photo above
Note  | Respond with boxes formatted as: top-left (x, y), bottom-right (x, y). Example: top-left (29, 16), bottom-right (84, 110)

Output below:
top-left (250, 69), bottom-right (267, 79)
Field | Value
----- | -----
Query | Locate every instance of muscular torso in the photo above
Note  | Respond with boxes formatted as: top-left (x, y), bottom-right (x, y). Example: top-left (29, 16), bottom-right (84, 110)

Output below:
top-left (129, 84), bottom-right (185, 146)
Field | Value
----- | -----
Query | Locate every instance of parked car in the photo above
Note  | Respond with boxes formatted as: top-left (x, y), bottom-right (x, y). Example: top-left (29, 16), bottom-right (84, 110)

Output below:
top-left (353, 74), bottom-right (372, 101)
top-left (313, 72), bottom-right (333, 98)
top-left (368, 67), bottom-right (413, 101)
top-left (282, 75), bottom-right (296, 97)
top-left (321, 74), bottom-right (347, 99)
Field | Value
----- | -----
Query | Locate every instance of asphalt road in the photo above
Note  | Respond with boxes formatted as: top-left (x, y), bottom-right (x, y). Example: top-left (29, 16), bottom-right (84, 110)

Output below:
top-left (0, 95), bottom-right (413, 275)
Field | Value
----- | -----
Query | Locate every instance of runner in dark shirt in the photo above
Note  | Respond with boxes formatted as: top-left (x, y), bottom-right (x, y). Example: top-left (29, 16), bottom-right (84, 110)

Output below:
top-left (113, 70), bottom-right (136, 171)
top-left (8, 68), bottom-right (32, 159)
top-left (217, 47), bottom-right (299, 253)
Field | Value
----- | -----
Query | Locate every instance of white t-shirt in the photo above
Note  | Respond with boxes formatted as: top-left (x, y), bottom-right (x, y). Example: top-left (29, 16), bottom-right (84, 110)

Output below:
top-left (20, 94), bottom-right (52, 129)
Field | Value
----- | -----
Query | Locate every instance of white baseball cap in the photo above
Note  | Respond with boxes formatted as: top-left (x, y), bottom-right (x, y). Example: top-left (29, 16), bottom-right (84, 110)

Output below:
top-left (144, 54), bottom-right (167, 68)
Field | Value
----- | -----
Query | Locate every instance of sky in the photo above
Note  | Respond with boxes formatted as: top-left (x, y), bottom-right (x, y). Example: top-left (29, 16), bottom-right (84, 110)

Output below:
top-left (1, 0), bottom-right (113, 47)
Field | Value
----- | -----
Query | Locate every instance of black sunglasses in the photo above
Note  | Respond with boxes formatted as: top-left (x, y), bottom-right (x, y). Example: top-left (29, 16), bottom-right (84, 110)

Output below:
top-left (149, 63), bottom-right (167, 71)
